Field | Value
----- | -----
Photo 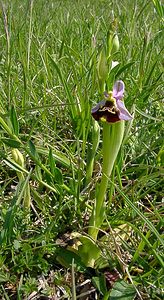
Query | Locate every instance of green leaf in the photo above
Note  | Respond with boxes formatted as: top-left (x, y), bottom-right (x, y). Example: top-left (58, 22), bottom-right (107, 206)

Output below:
top-left (10, 105), bottom-right (19, 136)
top-left (152, 0), bottom-right (164, 18)
top-left (48, 148), bottom-right (63, 183)
top-left (48, 54), bottom-right (77, 120)
top-left (135, 107), bottom-right (161, 121)
top-left (116, 62), bottom-right (135, 78)
top-left (0, 273), bottom-right (10, 283)
top-left (48, 149), bottom-right (63, 183)
top-left (56, 247), bottom-right (86, 272)
top-left (38, 179), bottom-right (60, 194)
top-left (78, 235), bottom-right (101, 267)
top-left (54, 167), bottom-right (63, 184)
top-left (37, 147), bottom-right (72, 168)
top-left (92, 275), bottom-right (107, 295)
top-left (1, 138), bottom-right (21, 148)
top-left (109, 280), bottom-right (136, 300)
top-left (0, 116), bottom-right (13, 136)
top-left (35, 165), bottom-right (42, 181)
top-left (4, 158), bottom-right (28, 174)
top-left (49, 148), bottom-right (56, 176)
top-left (28, 140), bottom-right (37, 158)
top-left (0, 195), bottom-right (18, 245)
top-left (28, 141), bottom-right (42, 180)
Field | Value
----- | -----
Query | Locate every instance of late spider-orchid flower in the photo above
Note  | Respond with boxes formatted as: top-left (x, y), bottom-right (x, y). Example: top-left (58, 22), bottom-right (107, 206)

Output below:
top-left (92, 80), bottom-right (132, 123)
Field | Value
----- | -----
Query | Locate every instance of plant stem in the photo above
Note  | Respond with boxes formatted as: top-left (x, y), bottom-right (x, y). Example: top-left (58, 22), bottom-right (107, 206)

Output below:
top-left (89, 121), bottom-right (124, 241)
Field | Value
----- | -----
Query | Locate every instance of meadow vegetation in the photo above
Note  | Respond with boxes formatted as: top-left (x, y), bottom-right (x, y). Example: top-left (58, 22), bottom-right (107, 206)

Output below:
top-left (0, 0), bottom-right (163, 299)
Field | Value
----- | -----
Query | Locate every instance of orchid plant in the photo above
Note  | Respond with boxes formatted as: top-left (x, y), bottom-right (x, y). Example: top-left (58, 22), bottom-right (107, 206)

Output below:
top-left (73, 32), bottom-right (133, 268)
top-left (88, 80), bottom-right (133, 242)
top-left (78, 79), bottom-right (133, 268)
top-left (78, 28), bottom-right (134, 266)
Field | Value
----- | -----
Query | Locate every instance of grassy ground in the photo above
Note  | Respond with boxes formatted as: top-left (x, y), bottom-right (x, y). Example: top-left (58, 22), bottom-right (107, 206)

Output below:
top-left (0, 0), bottom-right (163, 299)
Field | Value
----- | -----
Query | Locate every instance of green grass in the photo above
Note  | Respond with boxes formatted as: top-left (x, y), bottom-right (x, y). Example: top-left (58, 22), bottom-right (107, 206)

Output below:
top-left (0, 0), bottom-right (163, 299)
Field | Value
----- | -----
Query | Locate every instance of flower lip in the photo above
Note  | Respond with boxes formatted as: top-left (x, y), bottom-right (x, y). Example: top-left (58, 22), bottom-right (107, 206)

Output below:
top-left (91, 80), bottom-right (133, 123)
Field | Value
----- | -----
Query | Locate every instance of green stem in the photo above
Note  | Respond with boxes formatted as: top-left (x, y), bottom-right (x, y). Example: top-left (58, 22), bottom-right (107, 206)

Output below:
top-left (89, 121), bottom-right (124, 241)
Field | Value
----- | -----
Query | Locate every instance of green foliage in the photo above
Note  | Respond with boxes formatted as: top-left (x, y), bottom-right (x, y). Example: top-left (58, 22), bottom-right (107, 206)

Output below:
top-left (151, 0), bottom-right (164, 19)
top-left (109, 280), bottom-right (136, 300)
top-left (1, 138), bottom-right (21, 148)
top-left (0, 0), bottom-right (163, 298)
top-left (10, 105), bottom-right (19, 136)
top-left (92, 275), bottom-right (107, 295)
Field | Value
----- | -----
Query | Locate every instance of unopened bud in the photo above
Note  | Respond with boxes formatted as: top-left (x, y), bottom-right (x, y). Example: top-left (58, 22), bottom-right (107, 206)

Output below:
top-left (107, 32), bottom-right (119, 57)
top-left (111, 34), bottom-right (119, 54)
top-left (97, 49), bottom-right (108, 81)
top-left (11, 149), bottom-right (24, 168)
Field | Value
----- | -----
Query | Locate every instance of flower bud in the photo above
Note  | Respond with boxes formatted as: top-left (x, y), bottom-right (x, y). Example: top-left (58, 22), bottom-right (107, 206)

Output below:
top-left (97, 49), bottom-right (108, 82)
top-left (11, 148), bottom-right (24, 168)
top-left (111, 34), bottom-right (119, 54)
top-left (107, 32), bottom-right (119, 57)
